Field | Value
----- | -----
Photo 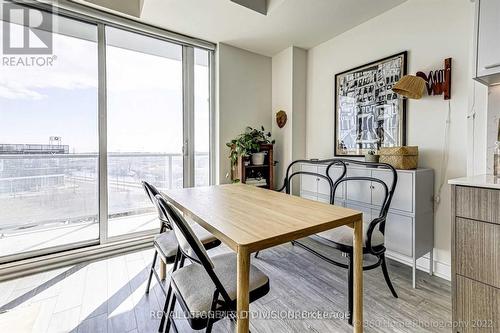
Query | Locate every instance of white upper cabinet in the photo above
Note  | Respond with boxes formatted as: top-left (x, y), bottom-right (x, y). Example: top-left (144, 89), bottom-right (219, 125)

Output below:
top-left (475, 0), bottom-right (500, 84)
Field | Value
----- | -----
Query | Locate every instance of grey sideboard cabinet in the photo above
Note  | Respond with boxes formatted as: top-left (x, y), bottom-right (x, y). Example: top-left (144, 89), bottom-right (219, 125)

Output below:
top-left (448, 177), bottom-right (500, 333)
top-left (299, 163), bottom-right (435, 288)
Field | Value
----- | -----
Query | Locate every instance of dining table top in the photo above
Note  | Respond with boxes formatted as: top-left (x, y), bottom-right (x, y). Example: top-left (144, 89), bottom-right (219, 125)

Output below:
top-left (161, 183), bottom-right (363, 253)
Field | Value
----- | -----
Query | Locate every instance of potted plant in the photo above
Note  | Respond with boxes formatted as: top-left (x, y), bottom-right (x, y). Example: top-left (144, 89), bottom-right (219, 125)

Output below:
top-left (226, 126), bottom-right (275, 172)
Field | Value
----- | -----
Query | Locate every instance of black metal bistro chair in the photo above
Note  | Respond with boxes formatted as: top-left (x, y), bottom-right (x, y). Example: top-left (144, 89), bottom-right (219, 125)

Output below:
top-left (254, 158), bottom-right (347, 258)
top-left (288, 159), bottom-right (399, 325)
top-left (142, 181), bottom-right (221, 296)
top-left (156, 195), bottom-right (271, 333)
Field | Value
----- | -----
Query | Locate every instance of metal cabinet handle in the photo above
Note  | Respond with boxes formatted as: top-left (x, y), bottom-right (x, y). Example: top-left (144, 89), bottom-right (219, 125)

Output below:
top-left (484, 63), bottom-right (500, 70)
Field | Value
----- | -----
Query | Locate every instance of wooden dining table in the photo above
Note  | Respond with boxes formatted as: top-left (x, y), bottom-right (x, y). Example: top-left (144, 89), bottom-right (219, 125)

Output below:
top-left (161, 183), bottom-right (364, 333)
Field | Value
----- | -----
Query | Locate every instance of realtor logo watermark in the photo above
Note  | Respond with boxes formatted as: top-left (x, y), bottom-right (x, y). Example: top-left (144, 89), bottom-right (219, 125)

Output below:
top-left (2, 1), bottom-right (56, 66)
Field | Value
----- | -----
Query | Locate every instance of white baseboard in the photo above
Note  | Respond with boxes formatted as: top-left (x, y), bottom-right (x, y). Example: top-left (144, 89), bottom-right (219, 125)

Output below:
top-left (386, 251), bottom-right (451, 282)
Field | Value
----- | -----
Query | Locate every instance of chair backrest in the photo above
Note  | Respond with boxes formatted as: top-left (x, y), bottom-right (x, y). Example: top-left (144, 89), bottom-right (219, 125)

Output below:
top-left (142, 181), bottom-right (170, 227)
top-left (330, 159), bottom-right (397, 253)
top-left (277, 159), bottom-right (347, 204)
top-left (155, 194), bottom-right (234, 304)
top-left (331, 159), bottom-right (397, 220)
top-left (154, 194), bottom-right (214, 268)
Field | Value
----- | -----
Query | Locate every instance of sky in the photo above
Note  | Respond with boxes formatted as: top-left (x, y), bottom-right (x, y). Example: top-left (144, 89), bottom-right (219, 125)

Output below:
top-left (0, 20), bottom-right (210, 154)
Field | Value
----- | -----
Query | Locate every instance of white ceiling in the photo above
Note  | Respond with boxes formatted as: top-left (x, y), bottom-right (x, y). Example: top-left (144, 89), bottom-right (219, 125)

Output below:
top-left (139, 0), bottom-right (408, 56)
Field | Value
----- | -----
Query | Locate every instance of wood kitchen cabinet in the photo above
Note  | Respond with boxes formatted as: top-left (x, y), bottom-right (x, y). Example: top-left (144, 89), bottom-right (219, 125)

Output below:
top-left (449, 181), bottom-right (500, 333)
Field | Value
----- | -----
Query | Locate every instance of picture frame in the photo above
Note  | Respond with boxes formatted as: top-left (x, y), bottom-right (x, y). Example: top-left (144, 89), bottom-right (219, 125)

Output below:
top-left (334, 51), bottom-right (408, 157)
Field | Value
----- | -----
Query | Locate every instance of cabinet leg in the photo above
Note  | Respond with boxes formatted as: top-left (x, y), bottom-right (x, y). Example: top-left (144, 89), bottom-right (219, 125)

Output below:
top-left (429, 250), bottom-right (434, 276)
top-left (412, 258), bottom-right (416, 289)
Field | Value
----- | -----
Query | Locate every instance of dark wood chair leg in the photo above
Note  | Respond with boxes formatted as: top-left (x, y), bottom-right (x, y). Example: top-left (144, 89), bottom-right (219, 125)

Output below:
top-left (145, 251), bottom-right (158, 294)
top-left (347, 253), bottom-right (353, 326)
top-left (380, 253), bottom-right (398, 298)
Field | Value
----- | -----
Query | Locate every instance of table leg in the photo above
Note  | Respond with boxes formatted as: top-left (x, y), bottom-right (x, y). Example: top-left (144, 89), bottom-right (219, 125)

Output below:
top-left (159, 259), bottom-right (166, 280)
top-left (353, 219), bottom-right (363, 333)
top-left (236, 247), bottom-right (250, 333)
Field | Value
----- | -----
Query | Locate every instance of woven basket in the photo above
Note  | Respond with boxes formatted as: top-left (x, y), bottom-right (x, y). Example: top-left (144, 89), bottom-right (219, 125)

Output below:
top-left (379, 146), bottom-right (418, 170)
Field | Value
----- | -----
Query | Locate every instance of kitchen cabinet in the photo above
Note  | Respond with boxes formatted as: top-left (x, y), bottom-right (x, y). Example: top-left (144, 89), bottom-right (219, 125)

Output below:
top-left (474, 0), bottom-right (500, 85)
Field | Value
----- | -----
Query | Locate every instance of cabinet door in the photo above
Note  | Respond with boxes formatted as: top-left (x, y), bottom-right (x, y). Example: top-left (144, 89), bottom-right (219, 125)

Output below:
top-left (317, 166), bottom-right (331, 200)
top-left (300, 164), bottom-right (318, 193)
top-left (300, 192), bottom-right (318, 202)
top-left (346, 168), bottom-right (371, 205)
top-left (455, 275), bottom-right (500, 333)
top-left (317, 165), bottom-right (345, 201)
top-left (317, 195), bottom-right (331, 204)
top-left (347, 202), bottom-right (371, 224)
top-left (477, 0), bottom-right (500, 77)
top-left (455, 186), bottom-right (500, 225)
top-left (372, 170), bottom-right (413, 213)
top-left (329, 165), bottom-right (346, 200)
top-left (383, 211), bottom-right (413, 257)
top-left (456, 218), bottom-right (500, 288)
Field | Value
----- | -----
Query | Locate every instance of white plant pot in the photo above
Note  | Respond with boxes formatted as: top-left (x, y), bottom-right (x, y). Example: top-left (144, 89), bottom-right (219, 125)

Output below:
top-left (251, 152), bottom-right (266, 165)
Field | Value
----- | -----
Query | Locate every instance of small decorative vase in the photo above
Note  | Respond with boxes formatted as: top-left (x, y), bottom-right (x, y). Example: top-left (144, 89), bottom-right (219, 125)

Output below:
top-left (251, 152), bottom-right (266, 165)
top-left (365, 154), bottom-right (379, 164)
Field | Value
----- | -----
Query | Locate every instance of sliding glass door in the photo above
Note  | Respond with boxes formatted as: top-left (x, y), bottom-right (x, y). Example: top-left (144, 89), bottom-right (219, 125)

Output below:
top-left (0, 3), bottom-right (214, 263)
top-left (194, 48), bottom-right (211, 187)
top-left (105, 27), bottom-right (183, 238)
top-left (0, 12), bottom-right (100, 260)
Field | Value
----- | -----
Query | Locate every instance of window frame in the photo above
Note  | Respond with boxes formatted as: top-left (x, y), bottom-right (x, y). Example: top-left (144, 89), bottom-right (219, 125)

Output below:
top-left (0, 0), bottom-right (216, 262)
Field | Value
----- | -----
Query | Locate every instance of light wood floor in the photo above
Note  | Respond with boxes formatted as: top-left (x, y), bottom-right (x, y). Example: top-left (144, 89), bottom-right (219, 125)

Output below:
top-left (0, 241), bottom-right (451, 333)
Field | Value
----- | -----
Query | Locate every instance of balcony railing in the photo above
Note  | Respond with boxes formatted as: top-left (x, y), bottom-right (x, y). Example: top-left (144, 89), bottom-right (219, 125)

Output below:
top-left (0, 152), bottom-right (209, 234)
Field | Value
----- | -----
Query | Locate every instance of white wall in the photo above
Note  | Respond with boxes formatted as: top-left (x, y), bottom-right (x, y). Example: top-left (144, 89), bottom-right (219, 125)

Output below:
top-left (292, 48), bottom-right (307, 180)
top-left (466, 0), bottom-right (489, 176)
top-left (467, 82), bottom-right (488, 176)
top-left (216, 43), bottom-right (272, 184)
top-left (272, 48), bottom-right (293, 187)
top-left (306, 0), bottom-right (476, 279)
top-left (271, 47), bottom-right (307, 189)
top-left (485, 87), bottom-right (500, 173)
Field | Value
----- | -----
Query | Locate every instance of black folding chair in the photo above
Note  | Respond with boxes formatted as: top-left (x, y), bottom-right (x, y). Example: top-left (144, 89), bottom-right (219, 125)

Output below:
top-left (142, 182), bottom-right (221, 295)
top-left (156, 194), bottom-right (271, 333)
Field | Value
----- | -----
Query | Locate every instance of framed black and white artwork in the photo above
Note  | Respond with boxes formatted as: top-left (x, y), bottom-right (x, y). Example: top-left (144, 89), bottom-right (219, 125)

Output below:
top-left (334, 51), bottom-right (407, 157)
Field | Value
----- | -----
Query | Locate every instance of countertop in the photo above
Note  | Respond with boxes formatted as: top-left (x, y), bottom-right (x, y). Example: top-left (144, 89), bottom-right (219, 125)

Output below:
top-left (448, 174), bottom-right (500, 190)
